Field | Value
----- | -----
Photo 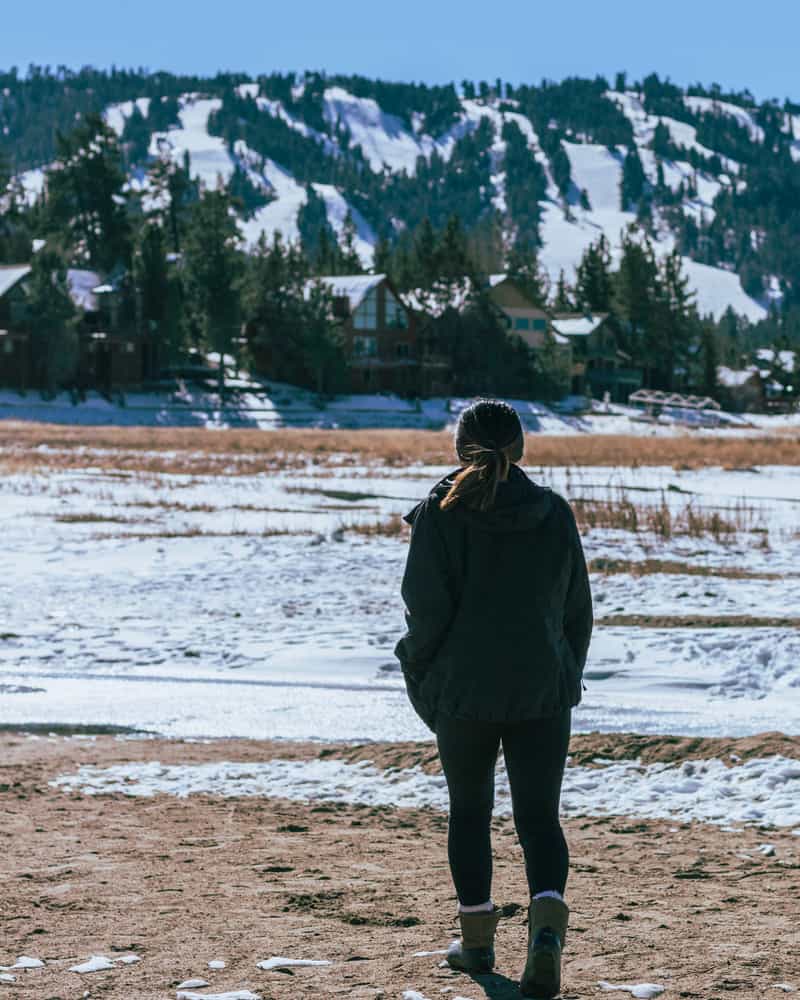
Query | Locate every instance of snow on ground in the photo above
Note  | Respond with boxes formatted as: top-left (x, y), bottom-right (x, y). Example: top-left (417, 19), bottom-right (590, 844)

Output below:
top-left (149, 96), bottom-right (234, 191)
top-left (240, 156), bottom-right (307, 246)
top-left (4, 385), bottom-right (795, 431)
top-left (0, 957), bottom-right (44, 970)
top-left (51, 752), bottom-right (800, 830)
top-left (608, 91), bottom-right (739, 174)
top-left (70, 954), bottom-right (116, 973)
top-left (599, 981), bottom-right (666, 999)
top-left (311, 183), bottom-right (375, 266)
top-left (256, 957), bottom-right (331, 970)
top-left (256, 96), bottom-right (338, 155)
top-left (323, 86), bottom-right (467, 175)
top-left (681, 258), bottom-right (767, 322)
top-left (683, 96), bottom-right (764, 144)
top-left (543, 132), bottom-right (764, 321)
top-left (177, 991), bottom-right (260, 1000)
top-left (104, 97), bottom-right (151, 137)
top-left (1, 461), bottom-right (799, 741)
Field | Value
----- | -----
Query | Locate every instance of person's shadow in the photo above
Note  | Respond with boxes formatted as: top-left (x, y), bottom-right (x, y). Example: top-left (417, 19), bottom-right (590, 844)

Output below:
top-left (468, 971), bottom-right (526, 998)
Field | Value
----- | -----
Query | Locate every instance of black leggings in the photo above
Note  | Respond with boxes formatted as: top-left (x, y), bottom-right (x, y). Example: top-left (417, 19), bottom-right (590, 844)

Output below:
top-left (435, 710), bottom-right (571, 906)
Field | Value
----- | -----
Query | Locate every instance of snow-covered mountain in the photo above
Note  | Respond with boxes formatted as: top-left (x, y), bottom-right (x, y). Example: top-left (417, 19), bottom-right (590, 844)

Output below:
top-left (9, 70), bottom-right (794, 321)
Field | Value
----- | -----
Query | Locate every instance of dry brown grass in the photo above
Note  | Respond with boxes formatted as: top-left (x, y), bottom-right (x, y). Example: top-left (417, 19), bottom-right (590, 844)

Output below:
top-left (573, 495), bottom-right (764, 541)
top-left (597, 614), bottom-right (800, 628)
top-left (335, 514), bottom-right (409, 538)
top-left (589, 557), bottom-right (782, 580)
top-left (0, 421), bottom-right (799, 475)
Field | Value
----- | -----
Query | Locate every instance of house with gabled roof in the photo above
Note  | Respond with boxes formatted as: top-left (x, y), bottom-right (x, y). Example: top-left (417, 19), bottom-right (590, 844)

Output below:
top-left (552, 312), bottom-right (642, 401)
top-left (0, 262), bottom-right (145, 392)
top-left (308, 273), bottom-right (441, 395)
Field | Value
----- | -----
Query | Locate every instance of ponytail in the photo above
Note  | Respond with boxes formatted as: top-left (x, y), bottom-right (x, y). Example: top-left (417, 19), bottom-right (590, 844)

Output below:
top-left (440, 435), bottom-right (522, 512)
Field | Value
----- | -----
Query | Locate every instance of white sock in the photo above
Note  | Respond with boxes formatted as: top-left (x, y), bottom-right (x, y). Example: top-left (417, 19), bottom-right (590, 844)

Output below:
top-left (533, 890), bottom-right (564, 902)
top-left (458, 899), bottom-right (495, 913)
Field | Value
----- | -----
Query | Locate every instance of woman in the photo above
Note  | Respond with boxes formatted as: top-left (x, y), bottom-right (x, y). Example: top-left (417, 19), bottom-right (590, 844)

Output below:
top-left (395, 399), bottom-right (592, 999)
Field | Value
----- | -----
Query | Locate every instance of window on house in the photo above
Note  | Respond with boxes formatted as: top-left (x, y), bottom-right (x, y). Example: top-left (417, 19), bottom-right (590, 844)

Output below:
top-left (396, 343), bottom-right (410, 359)
top-left (353, 335), bottom-right (378, 357)
top-left (385, 290), bottom-right (407, 328)
top-left (353, 289), bottom-right (378, 329)
top-left (514, 317), bottom-right (531, 331)
top-left (532, 318), bottom-right (547, 331)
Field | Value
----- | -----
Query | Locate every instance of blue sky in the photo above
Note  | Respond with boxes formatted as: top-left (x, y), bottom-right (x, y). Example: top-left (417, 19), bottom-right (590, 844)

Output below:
top-left (3, 0), bottom-right (799, 102)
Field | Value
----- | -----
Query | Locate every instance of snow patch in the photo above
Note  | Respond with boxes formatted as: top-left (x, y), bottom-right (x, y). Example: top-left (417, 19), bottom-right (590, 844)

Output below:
top-left (257, 956), bottom-right (332, 970)
top-left (311, 183), bottom-right (375, 266)
top-left (51, 754), bottom-right (800, 829)
top-left (150, 96), bottom-right (233, 191)
top-left (599, 982), bottom-right (666, 999)
top-left (684, 96), bottom-right (764, 144)
top-left (70, 955), bottom-right (115, 973)
top-left (0, 956), bottom-right (44, 970)
top-left (178, 992), bottom-right (260, 1000)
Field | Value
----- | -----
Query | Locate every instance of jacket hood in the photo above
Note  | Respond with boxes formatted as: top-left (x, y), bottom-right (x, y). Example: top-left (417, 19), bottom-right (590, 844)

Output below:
top-left (406, 464), bottom-right (553, 534)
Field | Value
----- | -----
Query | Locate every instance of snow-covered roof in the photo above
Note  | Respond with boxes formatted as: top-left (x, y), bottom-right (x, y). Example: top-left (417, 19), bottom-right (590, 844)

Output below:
top-left (756, 348), bottom-right (796, 374)
top-left (717, 365), bottom-right (760, 388)
top-left (306, 274), bottom-right (385, 312)
top-left (551, 313), bottom-right (609, 337)
top-left (67, 269), bottom-right (105, 312)
top-left (0, 265), bottom-right (32, 299)
top-left (488, 273), bottom-right (508, 287)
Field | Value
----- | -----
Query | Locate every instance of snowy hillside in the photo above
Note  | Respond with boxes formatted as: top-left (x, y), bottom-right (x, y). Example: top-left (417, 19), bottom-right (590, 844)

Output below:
top-left (7, 70), bottom-right (794, 321)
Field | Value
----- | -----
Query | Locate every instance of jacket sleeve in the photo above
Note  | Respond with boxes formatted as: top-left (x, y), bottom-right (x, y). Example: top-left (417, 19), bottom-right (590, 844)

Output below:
top-left (563, 501), bottom-right (593, 674)
top-left (394, 497), bottom-right (457, 680)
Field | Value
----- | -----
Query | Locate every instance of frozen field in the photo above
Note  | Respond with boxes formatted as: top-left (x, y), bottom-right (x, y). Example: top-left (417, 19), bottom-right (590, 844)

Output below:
top-left (2, 458), bottom-right (799, 741)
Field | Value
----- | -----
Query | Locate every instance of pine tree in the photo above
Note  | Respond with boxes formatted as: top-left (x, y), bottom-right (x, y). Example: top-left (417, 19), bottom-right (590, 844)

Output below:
top-left (412, 217), bottom-right (439, 290)
top-left (25, 247), bottom-right (80, 394)
top-left (182, 189), bottom-right (244, 397)
top-left (147, 154), bottom-right (198, 253)
top-left (46, 112), bottom-right (132, 272)
top-left (437, 215), bottom-right (473, 283)
top-left (338, 212), bottom-right (363, 273)
top-left (506, 240), bottom-right (548, 306)
top-left (620, 145), bottom-right (646, 210)
top-left (133, 221), bottom-right (186, 370)
top-left (120, 105), bottom-right (151, 167)
top-left (613, 231), bottom-right (660, 380)
top-left (652, 121), bottom-right (672, 158)
top-left (575, 235), bottom-right (613, 313)
top-left (302, 279), bottom-right (346, 395)
top-left (552, 270), bottom-right (575, 312)
top-left (372, 234), bottom-right (393, 277)
top-left (700, 321), bottom-right (719, 396)
top-left (242, 232), bottom-right (308, 383)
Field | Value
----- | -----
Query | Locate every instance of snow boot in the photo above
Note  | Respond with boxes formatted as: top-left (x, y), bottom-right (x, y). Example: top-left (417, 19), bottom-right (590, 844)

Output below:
top-left (519, 896), bottom-right (569, 998)
top-left (446, 907), bottom-right (501, 974)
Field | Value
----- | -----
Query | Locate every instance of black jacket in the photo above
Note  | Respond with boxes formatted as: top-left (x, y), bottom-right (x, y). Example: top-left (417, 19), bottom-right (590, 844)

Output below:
top-left (394, 465), bottom-right (592, 731)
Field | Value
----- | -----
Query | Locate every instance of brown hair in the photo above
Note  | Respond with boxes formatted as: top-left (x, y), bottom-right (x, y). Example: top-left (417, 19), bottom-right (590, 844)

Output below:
top-left (440, 399), bottom-right (525, 512)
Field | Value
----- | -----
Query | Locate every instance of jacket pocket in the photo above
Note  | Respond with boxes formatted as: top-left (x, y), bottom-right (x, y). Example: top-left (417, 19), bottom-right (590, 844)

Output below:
top-left (403, 669), bottom-right (438, 732)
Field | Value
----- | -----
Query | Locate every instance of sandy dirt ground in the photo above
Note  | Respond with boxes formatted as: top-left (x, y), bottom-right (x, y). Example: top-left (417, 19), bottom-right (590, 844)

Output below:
top-left (2, 733), bottom-right (799, 1000)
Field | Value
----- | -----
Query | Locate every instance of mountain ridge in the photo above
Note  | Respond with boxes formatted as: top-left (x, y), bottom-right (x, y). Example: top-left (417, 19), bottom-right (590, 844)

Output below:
top-left (3, 67), bottom-right (799, 320)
